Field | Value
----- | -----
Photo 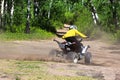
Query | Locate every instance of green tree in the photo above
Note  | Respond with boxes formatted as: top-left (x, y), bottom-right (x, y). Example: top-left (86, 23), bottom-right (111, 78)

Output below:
top-left (13, 0), bottom-right (26, 26)
top-left (109, 0), bottom-right (119, 30)
top-left (25, 0), bottom-right (31, 33)
top-left (0, 0), bottom-right (120, 35)
top-left (0, 0), bottom-right (1, 29)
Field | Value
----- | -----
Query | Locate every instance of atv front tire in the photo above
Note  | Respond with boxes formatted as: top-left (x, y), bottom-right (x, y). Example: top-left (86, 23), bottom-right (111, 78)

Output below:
top-left (66, 52), bottom-right (79, 64)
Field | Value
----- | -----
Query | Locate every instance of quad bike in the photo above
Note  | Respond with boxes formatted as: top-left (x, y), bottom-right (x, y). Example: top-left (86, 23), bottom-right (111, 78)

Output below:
top-left (52, 38), bottom-right (92, 64)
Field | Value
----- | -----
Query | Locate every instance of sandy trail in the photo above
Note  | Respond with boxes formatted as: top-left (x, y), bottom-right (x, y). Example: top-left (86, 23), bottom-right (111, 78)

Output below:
top-left (0, 39), bottom-right (120, 80)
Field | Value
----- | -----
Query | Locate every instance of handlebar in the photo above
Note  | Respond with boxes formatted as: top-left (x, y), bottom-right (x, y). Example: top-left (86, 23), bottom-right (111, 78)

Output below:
top-left (78, 38), bottom-right (82, 43)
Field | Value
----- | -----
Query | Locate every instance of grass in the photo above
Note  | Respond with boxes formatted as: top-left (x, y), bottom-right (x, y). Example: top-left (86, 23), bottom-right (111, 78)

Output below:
top-left (0, 59), bottom-right (96, 80)
top-left (0, 29), bottom-right (55, 41)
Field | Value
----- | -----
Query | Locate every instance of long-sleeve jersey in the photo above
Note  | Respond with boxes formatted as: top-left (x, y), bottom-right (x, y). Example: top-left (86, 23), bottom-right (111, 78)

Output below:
top-left (62, 29), bottom-right (87, 39)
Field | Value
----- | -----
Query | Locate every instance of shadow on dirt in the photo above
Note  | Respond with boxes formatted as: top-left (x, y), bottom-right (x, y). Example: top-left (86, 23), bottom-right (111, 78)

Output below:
top-left (76, 71), bottom-right (104, 80)
top-left (115, 74), bottom-right (120, 80)
top-left (66, 64), bottom-right (104, 80)
top-left (101, 46), bottom-right (120, 55)
top-left (101, 46), bottom-right (120, 50)
top-left (90, 62), bottom-right (108, 67)
top-left (110, 51), bottom-right (120, 54)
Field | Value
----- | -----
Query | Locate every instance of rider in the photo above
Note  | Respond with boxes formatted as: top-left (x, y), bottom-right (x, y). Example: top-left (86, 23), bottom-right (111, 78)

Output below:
top-left (62, 25), bottom-right (88, 52)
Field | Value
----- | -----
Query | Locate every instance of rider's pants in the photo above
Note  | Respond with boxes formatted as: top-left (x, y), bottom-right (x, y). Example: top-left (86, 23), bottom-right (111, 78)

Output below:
top-left (64, 36), bottom-right (82, 53)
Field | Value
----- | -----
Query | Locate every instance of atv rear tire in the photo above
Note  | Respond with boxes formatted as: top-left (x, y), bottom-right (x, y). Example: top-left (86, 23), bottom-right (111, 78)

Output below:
top-left (84, 52), bottom-right (92, 64)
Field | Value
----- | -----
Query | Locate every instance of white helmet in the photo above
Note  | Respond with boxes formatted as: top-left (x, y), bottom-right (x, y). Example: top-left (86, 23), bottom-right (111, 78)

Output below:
top-left (69, 25), bottom-right (77, 30)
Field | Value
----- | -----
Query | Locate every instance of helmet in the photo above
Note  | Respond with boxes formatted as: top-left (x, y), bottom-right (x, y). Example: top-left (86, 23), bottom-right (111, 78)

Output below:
top-left (69, 25), bottom-right (77, 30)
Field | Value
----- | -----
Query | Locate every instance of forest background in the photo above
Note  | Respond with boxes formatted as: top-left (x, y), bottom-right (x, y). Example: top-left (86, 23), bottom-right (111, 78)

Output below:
top-left (0, 0), bottom-right (120, 42)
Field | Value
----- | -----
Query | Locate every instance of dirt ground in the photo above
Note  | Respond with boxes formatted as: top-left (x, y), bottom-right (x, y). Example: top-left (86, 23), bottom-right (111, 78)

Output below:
top-left (0, 38), bottom-right (120, 80)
